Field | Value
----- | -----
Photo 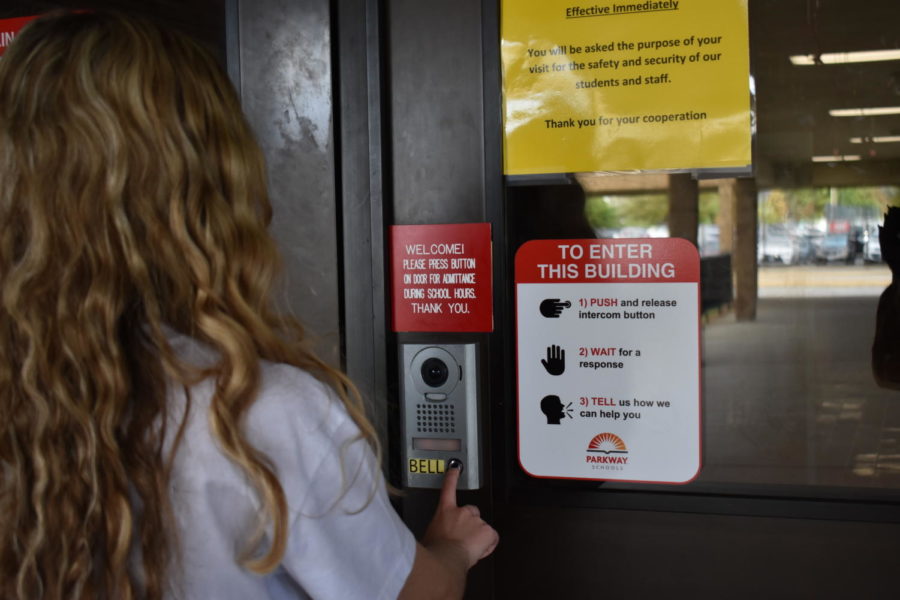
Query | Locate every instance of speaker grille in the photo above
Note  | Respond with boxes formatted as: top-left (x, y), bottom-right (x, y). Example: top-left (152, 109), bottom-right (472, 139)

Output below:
top-left (415, 403), bottom-right (457, 434)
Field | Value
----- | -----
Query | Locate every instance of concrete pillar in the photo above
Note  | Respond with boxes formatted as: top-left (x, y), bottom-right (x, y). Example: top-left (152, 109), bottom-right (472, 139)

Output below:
top-left (717, 180), bottom-right (736, 253)
top-left (733, 177), bottom-right (758, 321)
top-left (238, 0), bottom-right (341, 366)
top-left (668, 173), bottom-right (699, 246)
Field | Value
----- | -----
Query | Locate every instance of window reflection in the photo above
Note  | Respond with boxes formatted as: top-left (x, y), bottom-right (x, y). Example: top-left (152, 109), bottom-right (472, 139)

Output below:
top-left (576, 183), bottom-right (896, 490)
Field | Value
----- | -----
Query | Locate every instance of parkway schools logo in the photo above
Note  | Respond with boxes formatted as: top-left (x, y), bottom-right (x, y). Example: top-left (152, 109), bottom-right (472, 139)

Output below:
top-left (585, 432), bottom-right (628, 466)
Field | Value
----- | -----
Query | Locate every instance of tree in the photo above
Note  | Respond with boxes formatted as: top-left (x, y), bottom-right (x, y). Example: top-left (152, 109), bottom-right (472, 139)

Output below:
top-left (760, 189), bottom-right (789, 224)
top-left (614, 193), bottom-right (667, 227)
top-left (584, 196), bottom-right (620, 229)
top-left (838, 187), bottom-right (883, 207)
top-left (699, 191), bottom-right (719, 224)
top-left (786, 187), bottom-right (829, 221)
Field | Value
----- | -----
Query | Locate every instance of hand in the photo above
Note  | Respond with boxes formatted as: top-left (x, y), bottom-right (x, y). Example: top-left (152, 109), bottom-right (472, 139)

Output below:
top-left (539, 298), bottom-right (571, 318)
top-left (423, 465), bottom-right (499, 570)
top-left (541, 344), bottom-right (565, 376)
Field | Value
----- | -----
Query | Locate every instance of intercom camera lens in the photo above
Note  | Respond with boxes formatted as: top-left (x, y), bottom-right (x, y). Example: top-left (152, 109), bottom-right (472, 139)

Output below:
top-left (421, 357), bottom-right (450, 388)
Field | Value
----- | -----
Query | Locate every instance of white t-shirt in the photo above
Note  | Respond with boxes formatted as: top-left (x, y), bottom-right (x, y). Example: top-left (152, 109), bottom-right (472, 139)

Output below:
top-left (163, 333), bottom-right (416, 599)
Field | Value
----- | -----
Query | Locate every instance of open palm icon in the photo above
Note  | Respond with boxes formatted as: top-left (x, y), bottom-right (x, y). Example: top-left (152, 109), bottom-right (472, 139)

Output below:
top-left (541, 345), bottom-right (565, 376)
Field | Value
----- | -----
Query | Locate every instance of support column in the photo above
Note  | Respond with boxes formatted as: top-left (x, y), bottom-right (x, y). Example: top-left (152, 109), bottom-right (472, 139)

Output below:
top-left (717, 180), bottom-right (736, 254)
top-left (733, 177), bottom-right (758, 321)
top-left (668, 173), bottom-right (699, 246)
top-left (237, 0), bottom-right (341, 365)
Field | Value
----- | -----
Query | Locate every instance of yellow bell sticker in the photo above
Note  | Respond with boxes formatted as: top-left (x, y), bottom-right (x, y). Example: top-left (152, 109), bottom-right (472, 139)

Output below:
top-left (408, 458), bottom-right (446, 475)
top-left (501, 0), bottom-right (751, 175)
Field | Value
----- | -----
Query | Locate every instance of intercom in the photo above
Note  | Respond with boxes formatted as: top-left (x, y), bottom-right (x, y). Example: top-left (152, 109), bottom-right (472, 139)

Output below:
top-left (400, 343), bottom-right (480, 490)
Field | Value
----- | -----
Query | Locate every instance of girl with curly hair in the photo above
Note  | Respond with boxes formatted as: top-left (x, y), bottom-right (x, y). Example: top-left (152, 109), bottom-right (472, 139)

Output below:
top-left (0, 11), bottom-right (496, 599)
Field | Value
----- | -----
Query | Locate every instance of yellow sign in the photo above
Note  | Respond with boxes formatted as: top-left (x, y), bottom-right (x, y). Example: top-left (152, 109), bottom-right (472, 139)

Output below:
top-left (408, 458), bottom-right (446, 475)
top-left (501, 0), bottom-right (750, 175)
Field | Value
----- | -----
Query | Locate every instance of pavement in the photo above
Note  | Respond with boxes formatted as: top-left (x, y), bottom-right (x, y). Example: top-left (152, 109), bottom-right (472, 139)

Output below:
top-left (758, 263), bottom-right (892, 298)
top-left (699, 288), bottom-right (900, 492)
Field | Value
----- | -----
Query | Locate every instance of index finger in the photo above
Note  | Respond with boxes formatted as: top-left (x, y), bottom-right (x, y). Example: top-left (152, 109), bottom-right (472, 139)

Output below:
top-left (439, 463), bottom-right (460, 508)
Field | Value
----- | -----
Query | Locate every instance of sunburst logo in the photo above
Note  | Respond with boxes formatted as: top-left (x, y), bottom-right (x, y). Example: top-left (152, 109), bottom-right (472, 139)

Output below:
top-left (586, 432), bottom-right (627, 454)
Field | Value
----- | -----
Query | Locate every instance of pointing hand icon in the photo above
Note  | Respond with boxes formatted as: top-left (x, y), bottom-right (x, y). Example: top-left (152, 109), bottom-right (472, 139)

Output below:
top-left (540, 299), bottom-right (572, 318)
top-left (541, 345), bottom-right (565, 376)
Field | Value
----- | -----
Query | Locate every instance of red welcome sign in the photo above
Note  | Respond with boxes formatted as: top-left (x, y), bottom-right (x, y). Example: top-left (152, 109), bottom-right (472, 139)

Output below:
top-left (390, 223), bottom-right (493, 332)
top-left (0, 16), bottom-right (38, 57)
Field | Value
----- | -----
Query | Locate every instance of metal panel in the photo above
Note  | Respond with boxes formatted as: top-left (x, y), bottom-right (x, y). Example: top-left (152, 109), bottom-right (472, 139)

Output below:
top-left (499, 504), bottom-right (900, 598)
top-left (235, 0), bottom-right (341, 366)
top-left (334, 0), bottom-right (392, 456)
top-left (388, 1), bottom-right (496, 597)
top-left (389, 0), bottom-right (486, 225)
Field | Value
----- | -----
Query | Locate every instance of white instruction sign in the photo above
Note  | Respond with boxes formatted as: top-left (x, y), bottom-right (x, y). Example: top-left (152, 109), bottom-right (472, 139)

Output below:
top-left (515, 238), bottom-right (701, 483)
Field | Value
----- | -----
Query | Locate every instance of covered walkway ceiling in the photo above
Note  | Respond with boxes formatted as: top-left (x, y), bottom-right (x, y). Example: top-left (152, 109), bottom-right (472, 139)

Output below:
top-left (579, 0), bottom-right (900, 193)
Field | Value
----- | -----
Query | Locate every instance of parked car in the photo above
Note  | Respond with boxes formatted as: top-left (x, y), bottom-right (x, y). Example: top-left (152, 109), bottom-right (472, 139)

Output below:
top-left (865, 227), bottom-right (882, 263)
top-left (848, 226), bottom-right (868, 264)
top-left (758, 231), bottom-right (795, 264)
top-left (816, 233), bottom-right (850, 263)
top-left (793, 231), bottom-right (823, 264)
top-left (698, 224), bottom-right (720, 257)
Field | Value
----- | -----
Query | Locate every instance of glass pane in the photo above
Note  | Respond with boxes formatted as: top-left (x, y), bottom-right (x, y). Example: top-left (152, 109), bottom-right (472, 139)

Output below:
top-left (508, 0), bottom-right (900, 495)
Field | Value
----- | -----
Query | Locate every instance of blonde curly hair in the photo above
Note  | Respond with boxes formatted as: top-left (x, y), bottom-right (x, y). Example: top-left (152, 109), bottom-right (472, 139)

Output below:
top-left (0, 11), bottom-right (377, 599)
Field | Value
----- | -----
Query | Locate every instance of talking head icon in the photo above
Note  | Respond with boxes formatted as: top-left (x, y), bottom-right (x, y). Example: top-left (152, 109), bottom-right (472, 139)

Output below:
top-left (541, 395), bottom-right (565, 425)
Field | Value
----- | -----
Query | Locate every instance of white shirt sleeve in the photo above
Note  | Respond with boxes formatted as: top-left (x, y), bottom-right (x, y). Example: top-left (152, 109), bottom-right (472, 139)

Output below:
top-left (246, 364), bottom-right (416, 600)
top-left (281, 434), bottom-right (415, 599)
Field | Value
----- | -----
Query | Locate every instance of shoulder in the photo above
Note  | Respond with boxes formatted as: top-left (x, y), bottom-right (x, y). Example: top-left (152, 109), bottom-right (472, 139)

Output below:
top-left (251, 361), bottom-right (347, 433)
top-left (168, 329), bottom-right (354, 445)
top-left (244, 361), bottom-right (365, 475)
top-left (167, 332), bottom-right (365, 502)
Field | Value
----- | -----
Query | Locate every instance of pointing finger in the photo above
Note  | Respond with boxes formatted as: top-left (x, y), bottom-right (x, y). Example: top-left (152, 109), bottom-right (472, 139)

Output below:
top-left (439, 462), bottom-right (460, 508)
